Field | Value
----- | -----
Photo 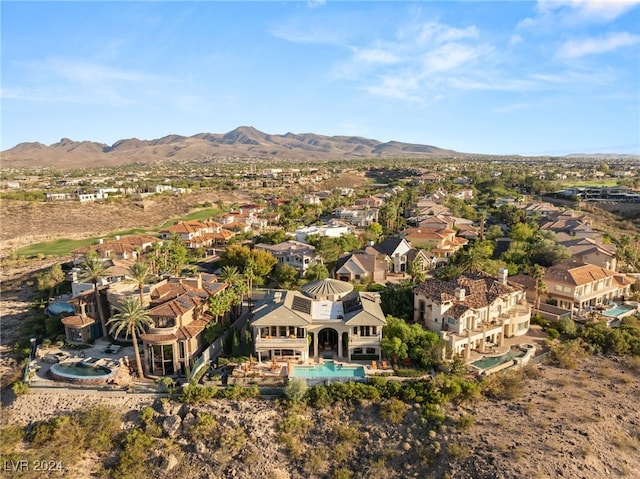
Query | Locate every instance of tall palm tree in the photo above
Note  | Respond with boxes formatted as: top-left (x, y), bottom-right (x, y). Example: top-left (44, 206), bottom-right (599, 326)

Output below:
top-left (81, 254), bottom-right (108, 337)
top-left (128, 261), bottom-right (150, 306)
top-left (530, 264), bottom-right (546, 318)
top-left (244, 260), bottom-right (258, 311)
top-left (220, 265), bottom-right (245, 317)
top-left (107, 297), bottom-right (154, 378)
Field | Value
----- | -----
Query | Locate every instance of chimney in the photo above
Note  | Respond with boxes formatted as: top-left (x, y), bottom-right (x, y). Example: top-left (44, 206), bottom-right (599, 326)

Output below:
top-left (498, 268), bottom-right (508, 285)
top-left (455, 287), bottom-right (466, 301)
top-left (79, 300), bottom-right (86, 316)
top-left (197, 273), bottom-right (203, 290)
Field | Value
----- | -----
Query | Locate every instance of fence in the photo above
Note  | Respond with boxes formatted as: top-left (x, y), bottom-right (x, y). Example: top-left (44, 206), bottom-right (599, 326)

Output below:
top-left (187, 308), bottom-right (252, 383)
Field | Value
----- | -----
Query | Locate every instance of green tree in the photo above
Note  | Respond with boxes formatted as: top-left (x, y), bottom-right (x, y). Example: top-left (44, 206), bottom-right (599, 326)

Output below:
top-left (275, 264), bottom-right (299, 290)
top-left (80, 253), bottom-right (108, 337)
top-left (128, 261), bottom-right (150, 306)
top-left (220, 265), bottom-right (246, 318)
top-left (36, 263), bottom-right (65, 298)
top-left (107, 297), bottom-right (154, 378)
top-left (304, 262), bottom-right (329, 281)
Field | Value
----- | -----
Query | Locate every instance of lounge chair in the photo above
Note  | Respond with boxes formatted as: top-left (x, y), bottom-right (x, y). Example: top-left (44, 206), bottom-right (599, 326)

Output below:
top-left (381, 360), bottom-right (389, 369)
top-left (371, 360), bottom-right (378, 370)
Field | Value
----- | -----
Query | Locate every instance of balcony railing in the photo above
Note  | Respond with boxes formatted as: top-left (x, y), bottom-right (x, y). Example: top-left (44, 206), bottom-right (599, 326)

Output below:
top-left (254, 336), bottom-right (308, 350)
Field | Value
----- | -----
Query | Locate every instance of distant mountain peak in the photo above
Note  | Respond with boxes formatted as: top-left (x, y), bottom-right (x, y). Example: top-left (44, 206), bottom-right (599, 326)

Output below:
top-left (1, 127), bottom-right (459, 168)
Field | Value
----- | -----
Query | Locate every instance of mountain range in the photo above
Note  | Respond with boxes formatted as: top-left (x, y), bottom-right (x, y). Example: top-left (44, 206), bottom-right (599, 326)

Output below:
top-left (0, 126), bottom-right (459, 169)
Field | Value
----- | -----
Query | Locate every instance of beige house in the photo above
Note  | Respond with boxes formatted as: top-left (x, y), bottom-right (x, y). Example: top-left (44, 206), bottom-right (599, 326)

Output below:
top-left (544, 261), bottom-right (635, 314)
top-left (413, 270), bottom-right (530, 359)
top-left (139, 274), bottom-right (227, 376)
top-left (251, 279), bottom-right (387, 362)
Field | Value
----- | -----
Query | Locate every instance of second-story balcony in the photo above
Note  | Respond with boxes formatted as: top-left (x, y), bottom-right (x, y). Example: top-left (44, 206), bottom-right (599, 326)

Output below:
top-left (349, 334), bottom-right (382, 346)
top-left (254, 335), bottom-right (308, 351)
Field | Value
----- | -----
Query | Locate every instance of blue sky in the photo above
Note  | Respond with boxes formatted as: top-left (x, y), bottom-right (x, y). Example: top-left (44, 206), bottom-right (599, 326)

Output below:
top-left (2, 1), bottom-right (639, 156)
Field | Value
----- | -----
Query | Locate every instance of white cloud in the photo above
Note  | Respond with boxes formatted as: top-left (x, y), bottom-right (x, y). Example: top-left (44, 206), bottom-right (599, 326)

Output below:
top-left (352, 47), bottom-right (400, 65)
top-left (538, 0), bottom-right (639, 22)
top-left (557, 32), bottom-right (640, 58)
top-left (520, 0), bottom-right (639, 28)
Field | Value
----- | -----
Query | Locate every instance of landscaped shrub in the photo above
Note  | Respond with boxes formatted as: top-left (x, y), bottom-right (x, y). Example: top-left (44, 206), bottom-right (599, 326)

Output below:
top-left (556, 317), bottom-right (578, 336)
top-left (379, 398), bottom-right (408, 424)
top-left (12, 381), bottom-right (29, 396)
top-left (180, 384), bottom-right (217, 404)
top-left (284, 378), bottom-right (308, 403)
top-left (550, 338), bottom-right (590, 369)
top-left (547, 328), bottom-right (560, 340)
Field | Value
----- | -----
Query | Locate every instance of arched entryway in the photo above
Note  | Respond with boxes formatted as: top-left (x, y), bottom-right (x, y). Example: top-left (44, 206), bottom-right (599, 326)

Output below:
top-left (318, 328), bottom-right (338, 358)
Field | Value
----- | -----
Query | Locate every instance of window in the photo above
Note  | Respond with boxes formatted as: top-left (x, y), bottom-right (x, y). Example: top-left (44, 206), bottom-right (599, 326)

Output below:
top-left (366, 347), bottom-right (376, 355)
top-left (279, 326), bottom-right (287, 337)
top-left (353, 348), bottom-right (363, 355)
top-left (353, 327), bottom-right (358, 335)
top-left (270, 326), bottom-right (277, 337)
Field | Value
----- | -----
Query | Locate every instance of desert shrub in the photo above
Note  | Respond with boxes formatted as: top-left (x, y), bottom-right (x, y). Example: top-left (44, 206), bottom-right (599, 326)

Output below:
top-left (625, 356), bottom-right (640, 375)
top-left (284, 378), bottom-right (308, 404)
top-left (303, 446), bottom-right (329, 476)
top-left (551, 338), bottom-right (590, 369)
top-left (78, 405), bottom-right (121, 451)
top-left (457, 413), bottom-right (476, 429)
top-left (393, 367), bottom-right (429, 377)
top-left (218, 425), bottom-right (248, 453)
top-left (481, 370), bottom-right (525, 400)
top-left (530, 315), bottom-right (550, 328)
top-left (0, 426), bottom-right (25, 454)
top-left (306, 385), bottom-right (332, 408)
top-left (379, 398), bottom-right (408, 424)
top-left (12, 381), bottom-right (29, 396)
top-left (332, 468), bottom-right (354, 479)
top-left (547, 328), bottom-right (560, 340)
top-left (180, 384), bottom-right (217, 404)
top-left (557, 317), bottom-right (578, 336)
top-left (140, 406), bottom-right (155, 425)
top-left (581, 322), bottom-right (640, 356)
top-left (333, 424), bottom-right (361, 443)
top-left (447, 442), bottom-right (471, 459)
top-left (422, 402), bottom-right (446, 424)
top-left (112, 428), bottom-right (154, 479)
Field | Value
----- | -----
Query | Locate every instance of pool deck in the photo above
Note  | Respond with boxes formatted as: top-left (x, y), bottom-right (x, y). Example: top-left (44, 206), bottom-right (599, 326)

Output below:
top-left (464, 325), bottom-right (549, 363)
top-left (29, 338), bottom-right (138, 388)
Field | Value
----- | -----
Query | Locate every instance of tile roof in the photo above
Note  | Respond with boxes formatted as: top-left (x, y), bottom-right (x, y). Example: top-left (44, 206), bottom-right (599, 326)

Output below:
top-left (545, 262), bottom-right (616, 286)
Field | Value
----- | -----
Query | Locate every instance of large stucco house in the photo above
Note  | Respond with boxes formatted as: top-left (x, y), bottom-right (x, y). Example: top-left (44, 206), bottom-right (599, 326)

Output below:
top-left (413, 270), bottom-right (531, 359)
top-left (250, 279), bottom-right (387, 363)
top-left (543, 261), bottom-right (635, 314)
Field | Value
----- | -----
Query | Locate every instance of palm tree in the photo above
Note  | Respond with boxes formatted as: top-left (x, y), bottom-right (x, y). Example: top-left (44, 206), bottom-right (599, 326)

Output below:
top-left (244, 260), bottom-right (258, 311)
top-left (128, 261), bottom-right (150, 306)
top-left (530, 264), bottom-right (546, 318)
top-left (457, 248), bottom-right (486, 274)
top-left (220, 265), bottom-right (244, 317)
top-left (107, 297), bottom-right (154, 378)
top-left (81, 254), bottom-right (108, 337)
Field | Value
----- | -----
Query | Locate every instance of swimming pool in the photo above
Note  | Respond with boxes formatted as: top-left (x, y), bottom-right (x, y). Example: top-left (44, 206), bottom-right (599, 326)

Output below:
top-left (291, 361), bottom-right (365, 378)
top-left (602, 304), bottom-right (636, 318)
top-left (470, 347), bottom-right (526, 371)
top-left (50, 360), bottom-right (115, 383)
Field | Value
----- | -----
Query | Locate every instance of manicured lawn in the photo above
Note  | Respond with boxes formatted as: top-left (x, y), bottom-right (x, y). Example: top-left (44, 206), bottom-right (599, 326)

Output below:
top-left (17, 238), bottom-right (98, 257)
top-left (159, 208), bottom-right (221, 228)
top-left (16, 228), bottom-right (158, 257)
top-left (561, 179), bottom-right (620, 187)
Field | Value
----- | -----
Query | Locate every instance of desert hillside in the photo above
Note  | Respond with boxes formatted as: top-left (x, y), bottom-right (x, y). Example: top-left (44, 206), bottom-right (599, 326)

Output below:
top-left (0, 356), bottom-right (638, 479)
top-left (0, 126), bottom-right (458, 168)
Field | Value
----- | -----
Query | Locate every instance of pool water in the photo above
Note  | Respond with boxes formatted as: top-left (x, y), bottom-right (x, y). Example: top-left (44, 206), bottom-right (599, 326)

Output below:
top-left (602, 305), bottom-right (635, 318)
top-left (291, 361), bottom-right (365, 378)
top-left (50, 361), bottom-right (114, 378)
top-left (471, 348), bottom-right (525, 371)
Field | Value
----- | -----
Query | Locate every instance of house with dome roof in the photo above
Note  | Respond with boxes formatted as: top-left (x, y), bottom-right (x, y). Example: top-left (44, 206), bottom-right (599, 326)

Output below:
top-left (250, 278), bottom-right (387, 363)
